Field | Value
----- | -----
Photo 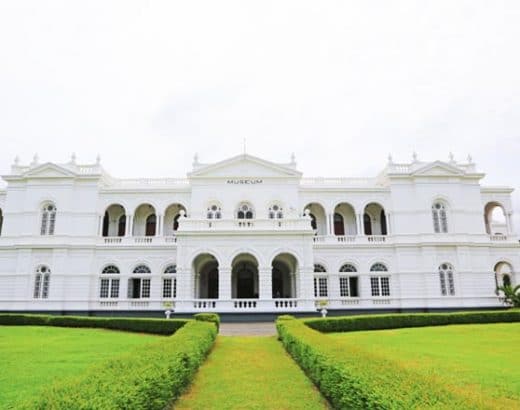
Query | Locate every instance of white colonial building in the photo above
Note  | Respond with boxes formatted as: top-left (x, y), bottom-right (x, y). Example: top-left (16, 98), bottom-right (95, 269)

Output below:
top-left (0, 153), bottom-right (518, 315)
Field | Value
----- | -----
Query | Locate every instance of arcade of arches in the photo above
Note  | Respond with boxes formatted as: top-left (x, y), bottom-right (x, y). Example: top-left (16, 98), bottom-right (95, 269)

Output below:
top-left (193, 252), bottom-right (297, 299)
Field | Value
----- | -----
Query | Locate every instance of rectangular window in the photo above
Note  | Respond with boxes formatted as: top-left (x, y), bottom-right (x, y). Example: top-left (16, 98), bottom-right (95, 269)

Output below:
top-left (42, 274), bottom-right (50, 299)
top-left (314, 277), bottom-right (328, 297)
top-left (34, 275), bottom-right (42, 298)
top-left (110, 279), bottom-right (120, 298)
top-left (141, 279), bottom-right (151, 298)
top-left (162, 278), bottom-right (177, 298)
top-left (339, 277), bottom-right (349, 297)
top-left (371, 276), bottom-right (390, 297)
top-left (100, 278), bottom-right (110, 298)
top-left (340, 276), bottom-right (359, 297)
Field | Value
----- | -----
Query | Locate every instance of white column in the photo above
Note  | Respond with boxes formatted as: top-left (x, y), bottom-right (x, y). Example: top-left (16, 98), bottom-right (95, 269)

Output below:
top-left (176, 267), bottom-right (192, 302)
top-left (506, 213), bottom-right (513, 235)
top-left (156, 215), bottom-right (162, 236)
top-left (97, 215), bottom-right (103, 236)
top-left (385, 211), bottom-right (390, 234)
top-left (357, 213), bottom-right (364, 235)
top-left (259, 267), bottom-right (272, 300)
top-left (327, 213), bottom-right (333, 236)
top-left (329, 273), bottom-right (341, 300)
top-left (126, 215), bottom-right (133, 237)
top-left (219, 267), bottom-right (232, 300)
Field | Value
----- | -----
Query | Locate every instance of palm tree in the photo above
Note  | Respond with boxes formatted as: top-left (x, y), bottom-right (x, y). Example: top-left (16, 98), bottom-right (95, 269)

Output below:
top-left (496, 284), bottom-right (520, 307)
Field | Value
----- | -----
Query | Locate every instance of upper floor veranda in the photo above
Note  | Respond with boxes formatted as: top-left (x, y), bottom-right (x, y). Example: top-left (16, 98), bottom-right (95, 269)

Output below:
top-left (0, 153), bottom-right (517, 246)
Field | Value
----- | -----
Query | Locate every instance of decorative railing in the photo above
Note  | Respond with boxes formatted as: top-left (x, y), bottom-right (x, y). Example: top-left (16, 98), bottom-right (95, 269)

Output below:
top-left (490, 234), bottom-right (508, 241)
top-left (233, 299), bottom-right (257, 309)
top-left (274, 299), bottom-right (298, 308)
top-left (179, 218), bottom-right (312, 232)
top-left (313, 235), bottom-right (388, 244)
top-left (193, 300), bottom-right (217, 309)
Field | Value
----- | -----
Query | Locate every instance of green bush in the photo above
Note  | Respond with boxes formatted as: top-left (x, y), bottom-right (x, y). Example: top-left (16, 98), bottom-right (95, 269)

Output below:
top-left (277, 310), bottom-right (520, 409)
top-left (20, 320), bottom-right (217, 409)
top-left (194, 313), bottom-right (220, 331)
top-left (277, 314), bottom-right (296, 320)
top-left (305, 309), bottom-right (520, 333)
top-left (0, 314), bottom-right (186, 335)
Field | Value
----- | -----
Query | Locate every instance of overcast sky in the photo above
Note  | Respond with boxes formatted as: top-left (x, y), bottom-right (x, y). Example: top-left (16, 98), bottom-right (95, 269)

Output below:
top-left (0, 1), bottom-right (519, 227)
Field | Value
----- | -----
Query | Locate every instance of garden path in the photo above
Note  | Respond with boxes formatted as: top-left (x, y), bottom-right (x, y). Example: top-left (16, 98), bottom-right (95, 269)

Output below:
top-left (174, 336), bottom-right (329, 409)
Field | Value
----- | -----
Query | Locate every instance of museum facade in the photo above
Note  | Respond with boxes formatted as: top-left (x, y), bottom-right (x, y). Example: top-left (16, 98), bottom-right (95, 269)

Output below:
top-left (0, 153), bottom-right (517, 314)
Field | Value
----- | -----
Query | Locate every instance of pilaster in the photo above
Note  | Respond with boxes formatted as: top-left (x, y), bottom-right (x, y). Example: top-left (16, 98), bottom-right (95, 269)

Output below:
top-left (219, 267), bottom-right (232, 300)
top-left (259, 267), bottom-right (272, 299)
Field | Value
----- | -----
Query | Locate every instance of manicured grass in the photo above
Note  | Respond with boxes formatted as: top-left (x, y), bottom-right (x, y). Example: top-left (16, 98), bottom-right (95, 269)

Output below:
top-left (328, 323), bottom-right (520, 408)
top-left (0, 325), bottom-right (161, 408)
top-left (175, 336), bottom-right (329, 409)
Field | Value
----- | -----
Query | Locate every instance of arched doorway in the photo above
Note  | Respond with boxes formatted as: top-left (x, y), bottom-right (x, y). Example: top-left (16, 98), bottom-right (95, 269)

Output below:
top-left (193, 253), bottom-right (219, 299)
top-left (303, 203), bottom-right (327, 235)
top-left (484, 202), bottom-right (508, 235)
top-left (494, 261), bottom-right (514, 288)
top-left (272, 253), bottom-right (297, 298)
top-left (232, 254), bottom-right (259, 299)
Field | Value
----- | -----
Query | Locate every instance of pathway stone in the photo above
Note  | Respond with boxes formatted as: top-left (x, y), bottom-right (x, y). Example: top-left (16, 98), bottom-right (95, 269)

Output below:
top-left (219, 322), bottom-right (277, 336)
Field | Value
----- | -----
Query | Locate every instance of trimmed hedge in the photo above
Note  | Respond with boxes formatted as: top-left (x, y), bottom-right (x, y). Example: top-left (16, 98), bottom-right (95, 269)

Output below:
top-left (194, 312), bottom-right (220, 331)
top-left (19, 320), bottom-right (217, 409)
top-left (305, 309), bottom-right (520, 333)
top-left (277, 311), bottom-right (520, 409)
top-left (0, 313), bottom-right (186, 335)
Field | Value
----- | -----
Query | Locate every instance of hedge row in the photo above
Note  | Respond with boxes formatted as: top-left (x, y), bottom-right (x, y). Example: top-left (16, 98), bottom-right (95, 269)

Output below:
top-left (304, 309), bottom-right (520, 333)
top-left (277, 311), bottom-right (520, 409)
top-left (194, 312), bottom-right (220, 331)
top-left (0, 313), bottom-right (187, 335)
top-left (20, 319), bottom-right (218, 409)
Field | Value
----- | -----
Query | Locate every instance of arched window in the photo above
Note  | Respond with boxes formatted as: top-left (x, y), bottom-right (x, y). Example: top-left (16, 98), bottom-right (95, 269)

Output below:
top-left (118, 215), bottom-right (126, 236)
top-left (340, 263), bottom-right (357, 272)
top-left (339, 264), bottom-right (358, 297)
top-left (370, 263), bottom-right (389, 297)
top-left (370, 263), bottom-right (388, 272)
top-left (34, 265), bottom-right (51, 299)
top-left (333, 213), bottom-right (345, 235)
top-left (310, 214), bottom-right (317, 231)
top-left (40, 203), bottom-right (57, 235)
top-left (313, 264), bottom-right (328, 298)
top-left (363, 213), bottom-right (372, 235)
top-left (173, 214), bottom-right (181, 231)
top-left (314, 264), bottom-right (327, 273)
top-left (145, 214), bottom-right (156, 236)
top-left (432, 202), bottom-right (448, 233)
top-left (133, 265), bottom-right (151, 274)
top-left (439, 263), bottom-right (455, 296)
top-left (100, 265), bottom-right (120, 298)
top-left (102, 211), bottom-right (109, 237)
top-left (380, 210), bottom-right (387, 235)
top-left (129, 265), bottom-right (151, 299)
top-left (268, 204), bottom-right (284, 219)
top-left (163, 264), bottom-right (177, 298)
top-left (0, 209), bottom-right (3, 236)
top-left (237, 203), bottom-right (254, 219)
top-left (206, 204), bottom-right (222, 219)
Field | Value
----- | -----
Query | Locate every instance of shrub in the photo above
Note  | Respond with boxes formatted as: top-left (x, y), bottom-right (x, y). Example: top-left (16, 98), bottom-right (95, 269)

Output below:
top-left (0, 314), bottom-right (186, 335)
top-left (277, 314), bottom-right (296, 320)
top-left (305, 309), bottom-right (520, 333)
top-left (20, 320), bottom-right (217, 409)
top-left (194, 313), bottom-right (220, 331)
top-left (277, 311), bottom-right (520, 409)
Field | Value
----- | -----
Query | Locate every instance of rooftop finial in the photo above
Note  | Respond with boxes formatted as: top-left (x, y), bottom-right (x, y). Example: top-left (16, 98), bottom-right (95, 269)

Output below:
top-left (449, 152), bottom-right (455, 163)
top-left (467, 154), bottom-right (473, 164)
top-left (96, 154), bottom-right (101, 165)
top-left (291, 152), bottom-right (296, 164)
top-left (387, 154), bottom-right (393, 164)
top-left (193, 153), bottom-right (199, 167)
top-left (70, 152), bottom-right (76, 164)
top-left (31, 153), bottom-right (39, 166)
top-left (243, 138), bottom-right (247, 155)
top-left (412, 151), bottom-right (418, 162)
top-left (13, 155), bottom-right (20, 166)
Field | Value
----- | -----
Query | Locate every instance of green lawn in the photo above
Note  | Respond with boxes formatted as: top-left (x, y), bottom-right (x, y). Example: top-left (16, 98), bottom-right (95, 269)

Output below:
top-left (0, 326), bottom-right (161, 408)
top-left (328, 323), bottom-right (520, 408)
top-left (175, 336), bottom-right (329, 409)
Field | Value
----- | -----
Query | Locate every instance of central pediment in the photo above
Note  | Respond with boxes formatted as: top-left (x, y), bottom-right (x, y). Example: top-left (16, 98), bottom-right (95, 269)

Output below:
top-left (188, 154), bottom-right (302, 179)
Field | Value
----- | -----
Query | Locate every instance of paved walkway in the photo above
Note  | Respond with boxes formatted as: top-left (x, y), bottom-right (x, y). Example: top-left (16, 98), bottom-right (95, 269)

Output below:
top-left (219, 322), bottom-right (277, 336)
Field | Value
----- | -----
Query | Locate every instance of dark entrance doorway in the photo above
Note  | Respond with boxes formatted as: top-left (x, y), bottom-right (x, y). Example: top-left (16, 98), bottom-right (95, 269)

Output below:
top-left (232, 255), bottom-right (259, 299)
